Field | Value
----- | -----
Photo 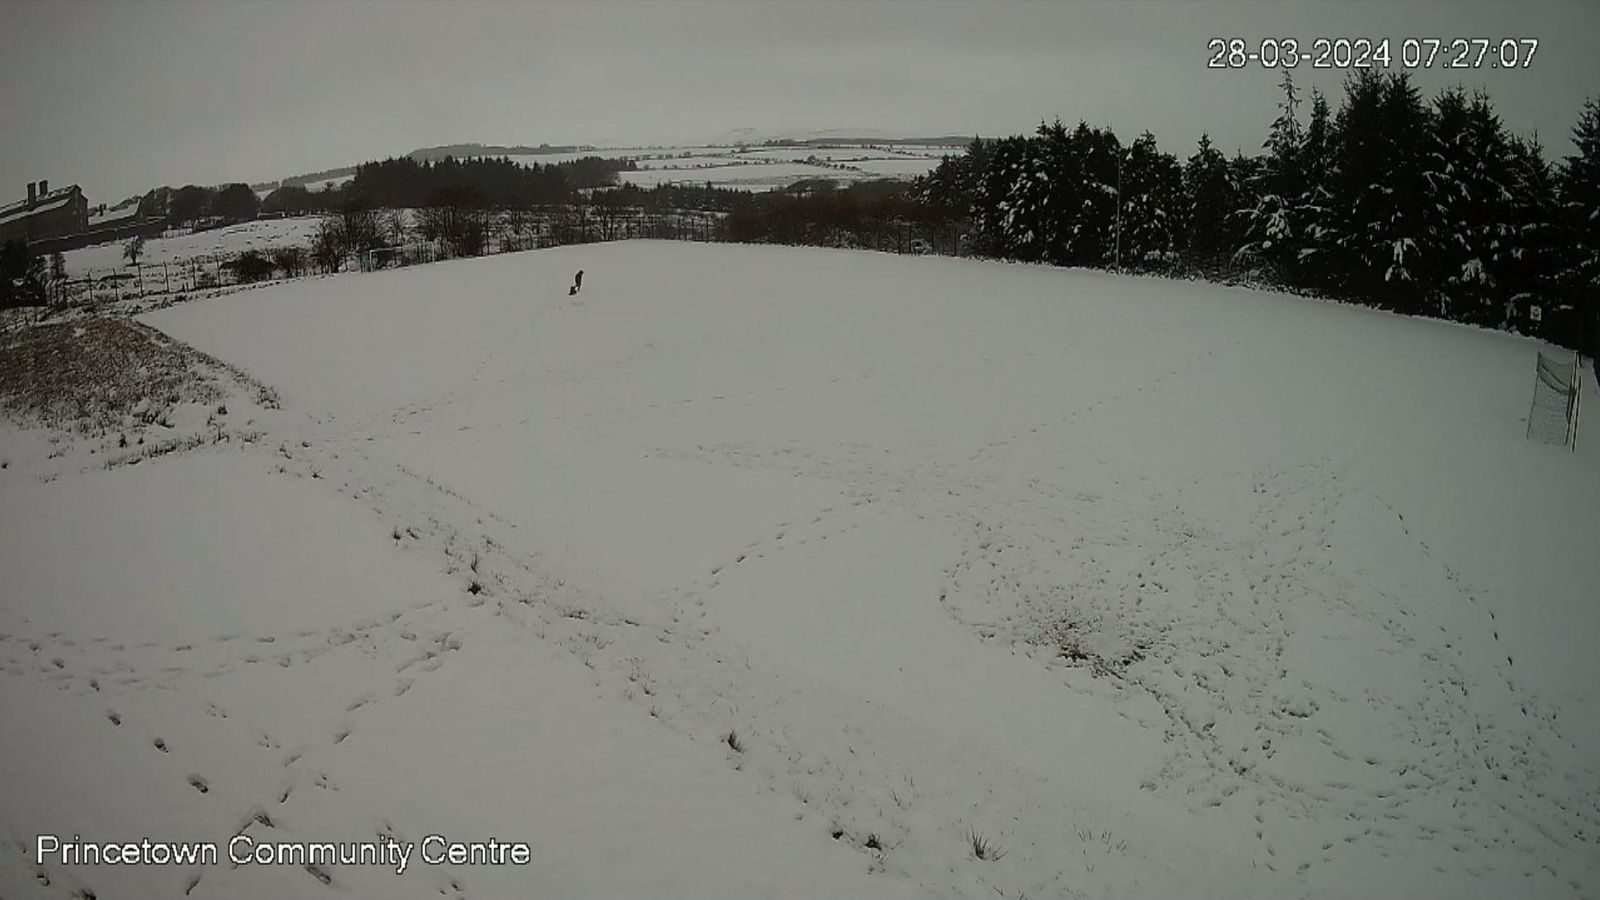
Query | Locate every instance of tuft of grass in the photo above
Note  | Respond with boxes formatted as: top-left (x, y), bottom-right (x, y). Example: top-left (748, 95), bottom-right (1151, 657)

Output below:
top-left (968, 827), bottom-right (1006, 861)
top-left (725, 730), bottom-right (744, 753)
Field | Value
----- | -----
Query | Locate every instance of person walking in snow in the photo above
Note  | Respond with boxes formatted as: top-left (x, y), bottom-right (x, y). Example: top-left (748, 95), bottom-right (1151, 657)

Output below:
top-left (569, 269), bottom-right (584, 295)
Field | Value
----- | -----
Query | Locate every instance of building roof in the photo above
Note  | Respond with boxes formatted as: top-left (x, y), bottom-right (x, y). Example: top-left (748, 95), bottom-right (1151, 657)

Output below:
top-left (87, 203), bottom-right (142, 229)
top-left (0, 186), bottom-right (82, 228)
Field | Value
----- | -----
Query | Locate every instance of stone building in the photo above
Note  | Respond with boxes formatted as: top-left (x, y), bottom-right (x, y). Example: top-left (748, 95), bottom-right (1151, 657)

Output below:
top-left (0, 181), bottom-right (90, 245)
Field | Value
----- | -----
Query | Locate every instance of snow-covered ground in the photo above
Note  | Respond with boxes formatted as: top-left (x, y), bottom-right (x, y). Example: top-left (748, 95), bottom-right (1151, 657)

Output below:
top-left (3, 241), bottom-right (1597, 899)
top-left (617, 160), bottom-right (910, 192)
top-left (617, 162), bottom-right (844, 192)
top-left (607, 143), bottom-right (943, 190)
top-left (737, 145), bottom-right (950, 166)
top-left (61, 217), bottom-right (324, 276)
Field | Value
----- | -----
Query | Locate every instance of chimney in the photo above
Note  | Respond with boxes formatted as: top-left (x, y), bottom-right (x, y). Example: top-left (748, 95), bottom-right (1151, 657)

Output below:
top-left (39, 179), bottom-right (48, 196)
top-left (27, 182), bottom-right (36, 207)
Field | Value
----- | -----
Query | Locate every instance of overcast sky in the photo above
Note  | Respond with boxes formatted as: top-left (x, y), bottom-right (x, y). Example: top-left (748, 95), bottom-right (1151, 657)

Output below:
top-left (2, 0), bottom-right (1597, 203)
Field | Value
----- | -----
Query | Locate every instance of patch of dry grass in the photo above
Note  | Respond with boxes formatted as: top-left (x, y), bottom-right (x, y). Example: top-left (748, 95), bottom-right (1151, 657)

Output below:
top-left (0, 317), bottom-right (277, 435)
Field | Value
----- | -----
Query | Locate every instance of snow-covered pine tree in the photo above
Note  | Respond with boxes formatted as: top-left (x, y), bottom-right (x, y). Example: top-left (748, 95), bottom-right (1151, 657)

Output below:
top-left (1238, 68), bottom-right (1306, 283)
top-left (915, 137), bottom-right (990, 218)
top-left (1375, 73), bottom-right (1435, 312)
top-left (997, 130), bottom-right (1054, 262)
top-left (976, 136), bottom-right (1031, 258)
top-left (1329, 71), bottom-right (1433, 309)
top-left (1558, 98), bottom-right (1600, 356)
top-left (1062, 122), bottom-right (1120, 267)
top-left (1296, 88), bottom-right (1339, 291)
top-left (1117, 131), bottom-right (1185, 269)
top-left (1501, 134), bottom-right (1565, 333)
top-left (1183, 133), bottom-right (1243, 273)
top-left (1426, 88), bottom-right (1516, 324)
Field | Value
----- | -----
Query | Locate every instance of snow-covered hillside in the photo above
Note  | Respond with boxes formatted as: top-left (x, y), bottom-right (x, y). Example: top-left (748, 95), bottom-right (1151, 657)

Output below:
top-left (61, 217), bottom-right (324, 275)
top-left (2, 241), bottom-right (1596, 899)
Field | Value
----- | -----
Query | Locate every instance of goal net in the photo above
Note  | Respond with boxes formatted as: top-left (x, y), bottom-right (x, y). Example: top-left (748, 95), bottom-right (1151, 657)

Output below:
top-left (1526, 351), bottom-right (1581, 449)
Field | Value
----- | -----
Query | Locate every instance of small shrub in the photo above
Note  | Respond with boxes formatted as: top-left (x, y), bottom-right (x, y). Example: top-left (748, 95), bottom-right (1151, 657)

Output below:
top-left (271, 247), bottom-right (308, 278)
top-left (1060, 638), bottom-right (1089, 662)
top-left (968, 827), bottom-right (1005, 861)
top-left (226, 251), bottom-right (276, 284)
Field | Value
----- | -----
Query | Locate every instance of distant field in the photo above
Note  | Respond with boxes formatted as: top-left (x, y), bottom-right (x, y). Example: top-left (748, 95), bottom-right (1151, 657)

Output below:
top-left (60, 217), bottom-right (323, 275)
top-left (221, 142), bottom-right (948, 230)
top-left (617, 144), bottom-right (943, 191)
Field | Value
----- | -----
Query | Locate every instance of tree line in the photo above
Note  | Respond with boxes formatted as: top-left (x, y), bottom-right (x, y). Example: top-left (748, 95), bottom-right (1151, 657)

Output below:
top-left (135, 183), bottom-right (263, 226)
top-left (127, 155), bottom-right (637, 224)
top-left (264, 155), bottom-right (635, 217)
top-left (915, 70), bottom-right (1600, 349)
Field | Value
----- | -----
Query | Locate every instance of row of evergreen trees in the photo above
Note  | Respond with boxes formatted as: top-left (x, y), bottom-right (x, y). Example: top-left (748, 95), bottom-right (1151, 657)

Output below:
top-left (915, 71), bottom-right (1599, 347)
top-left (253, 155), bottom-right (638, 217)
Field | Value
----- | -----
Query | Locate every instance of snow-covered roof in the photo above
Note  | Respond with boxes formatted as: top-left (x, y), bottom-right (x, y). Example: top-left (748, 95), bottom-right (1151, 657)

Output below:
top-left (87, 204), bottom-right (142, 228)
top-left (0, 187), bottom-right (81, 228)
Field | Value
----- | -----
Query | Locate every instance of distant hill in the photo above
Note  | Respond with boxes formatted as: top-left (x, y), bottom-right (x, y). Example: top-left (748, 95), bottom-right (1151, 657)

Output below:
top-left (405, 143), bottom-right (593, 162)
top-left (253, 143), bottom-right (599, 194)
top-left (248, 133), bottom-right (962, 196)
top-left (756, 136), bottom-right (973, 148)
top-left (707, 127), bottom-right (974, 148)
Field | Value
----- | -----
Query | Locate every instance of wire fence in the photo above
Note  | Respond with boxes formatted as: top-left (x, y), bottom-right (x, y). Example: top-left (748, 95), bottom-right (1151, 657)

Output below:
top-left (1526, 350), bottom-right (1581, 450)
top-left (49, 254), bottom-right (248, 306)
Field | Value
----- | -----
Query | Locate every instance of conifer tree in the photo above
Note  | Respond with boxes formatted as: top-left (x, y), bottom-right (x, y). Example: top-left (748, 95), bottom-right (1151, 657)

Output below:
top-left (1297, 88), bottom-right (1338, 289)
top-left (1183, 133), bottom-right (1242, 271)
top-left (1502, 134), bottom-right (1565, 332)
top-left (1559, 99), bottom-right (1600, 291)
top-left (1118, 132), bottom-right (1185, 268)
top-left (1240, 69), bottom-right (1307, 281)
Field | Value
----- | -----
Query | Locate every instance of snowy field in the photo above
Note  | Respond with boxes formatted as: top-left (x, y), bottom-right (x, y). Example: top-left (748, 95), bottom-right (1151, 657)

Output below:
top-left (256, 175), bottom-right (359, 200)
top-left (617, 159), bottom-right (935, 191)
top-left (618, 161), bottom-right (873, 191)
top-left (605, 143), bottom-right (943, 190)
top-left (61, 217), bottom-right (324, 275)
top-left (2, 241), bottom-right (1597, 899)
